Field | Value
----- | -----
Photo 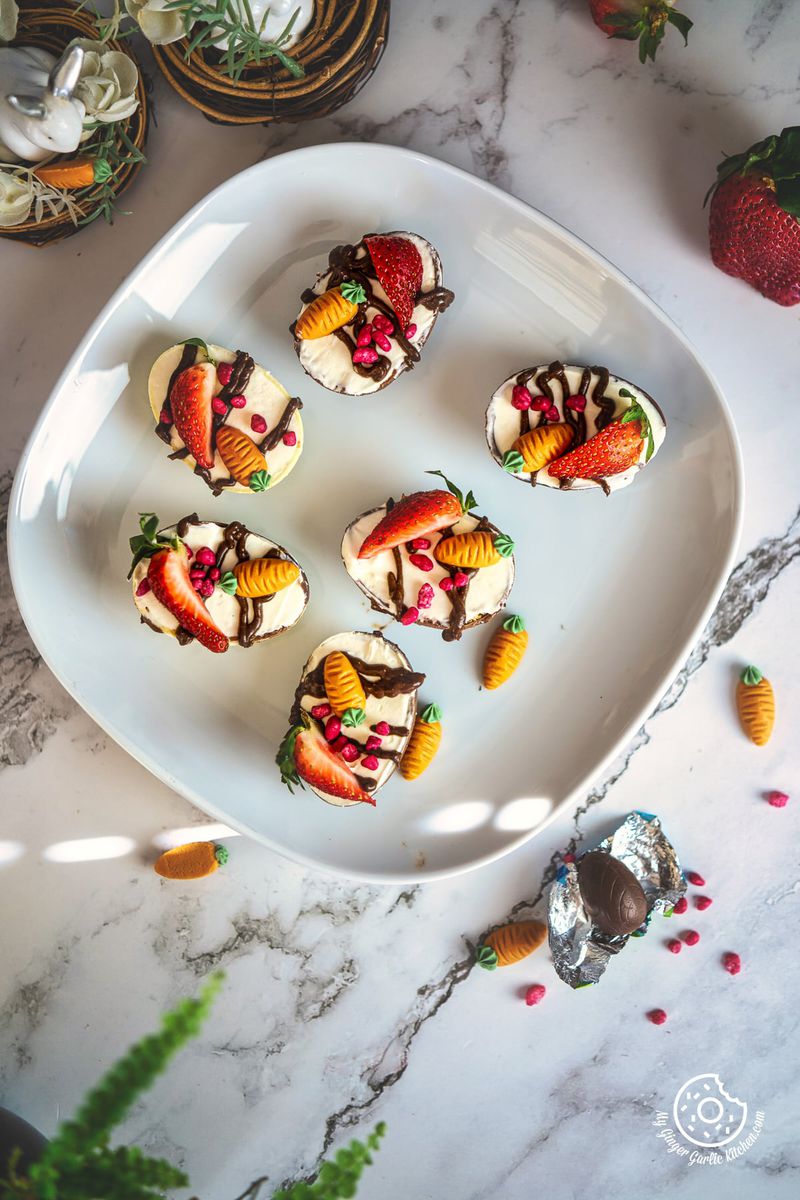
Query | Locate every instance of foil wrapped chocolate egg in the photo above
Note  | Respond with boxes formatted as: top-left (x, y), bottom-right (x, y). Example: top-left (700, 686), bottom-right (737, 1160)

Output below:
top-left (577, 851), bottom-right (647, 936)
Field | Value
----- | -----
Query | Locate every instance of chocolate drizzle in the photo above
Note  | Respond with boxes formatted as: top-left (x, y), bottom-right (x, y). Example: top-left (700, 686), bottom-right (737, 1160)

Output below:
top-left (160, 515), bottom-right (307, 647)
top-left (156, 348), bottom-right (298, 497)
top-left (499, 361), bottom-right (617, 490)
top-left (293, 238), bottom-right (454, 386)
top-left (297, 653), bottom-right (424, 707)
top-left (262, 397), bottom-right (303, 452)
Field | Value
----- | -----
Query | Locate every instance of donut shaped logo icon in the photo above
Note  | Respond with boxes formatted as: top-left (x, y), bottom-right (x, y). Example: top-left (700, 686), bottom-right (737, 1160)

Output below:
top-left (673, 1074), bottom-right (748, 1147)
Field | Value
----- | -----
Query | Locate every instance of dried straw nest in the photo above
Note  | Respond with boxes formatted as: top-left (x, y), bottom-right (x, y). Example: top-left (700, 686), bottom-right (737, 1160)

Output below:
top-left (153, 0), bottom-right (389, 126)
top-left (1, 0), bottom-right (148, 247)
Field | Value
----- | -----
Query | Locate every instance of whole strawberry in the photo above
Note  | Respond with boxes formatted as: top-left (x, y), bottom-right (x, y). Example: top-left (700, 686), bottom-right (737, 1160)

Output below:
top-left (588, 1), bottom-right (692, 63)
top-left (707, 127), bottom-right (800, 307)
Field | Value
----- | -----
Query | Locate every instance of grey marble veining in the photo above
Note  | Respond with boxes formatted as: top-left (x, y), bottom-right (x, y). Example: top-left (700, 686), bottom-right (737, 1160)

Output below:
top-left (2, 2), bottom-right (800, 1197)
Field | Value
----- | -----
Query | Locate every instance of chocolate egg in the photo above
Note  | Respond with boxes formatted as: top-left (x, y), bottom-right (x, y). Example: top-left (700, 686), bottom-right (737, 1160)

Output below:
top-left (577, 851), bottom-right (647, 937)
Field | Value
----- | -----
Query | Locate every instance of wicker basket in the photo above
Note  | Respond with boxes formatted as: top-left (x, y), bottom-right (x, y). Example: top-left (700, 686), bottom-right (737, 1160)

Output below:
top-left (153, 0), bottom-right (389, 126)
top-left (1, 0), bottom-right (148, 247)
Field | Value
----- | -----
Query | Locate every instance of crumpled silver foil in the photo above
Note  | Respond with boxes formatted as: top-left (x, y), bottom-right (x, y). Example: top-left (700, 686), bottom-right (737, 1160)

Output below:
top-left (547, 810), bottom-right (686, 989)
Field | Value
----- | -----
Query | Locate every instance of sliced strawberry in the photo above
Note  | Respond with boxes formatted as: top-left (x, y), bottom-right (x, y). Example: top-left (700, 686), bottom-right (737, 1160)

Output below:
top-left (170, 362), bottom-right (216, 470)
top-left (147, 546), bottom-right (229, 653)
top-left (294, 725), bottom-right (375, 805)
top-left (365, 235), bottom-right (423, 329)
top-left (548, 418), bottom-right (644, 480)
top-left (358, 490), bottom-right (463, 559)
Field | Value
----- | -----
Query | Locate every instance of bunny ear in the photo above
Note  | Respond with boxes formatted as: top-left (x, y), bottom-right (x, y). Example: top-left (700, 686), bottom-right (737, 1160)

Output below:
top-left (48, 44), bottom-right (84, 98)
top-left (6, 94), bottom-right (47, 118)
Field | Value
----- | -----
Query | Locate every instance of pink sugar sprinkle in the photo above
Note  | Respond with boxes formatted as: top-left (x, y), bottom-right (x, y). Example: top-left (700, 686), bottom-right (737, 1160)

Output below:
top-left (411, 537), bottom-right (431, 550)
top-left (212, 396), bottom-right (228, 415)
top-left (439, 577), bottom-right (454, 592)
top-left (374, 721), bottom-right (391, 736)
top-left (417, 583), bottom-right (435, 609)
top-left (217, 362), bottom-right (233, 386)
top-left (695, 896), bottom-right (713, 911)
top-left (681, 930), bottom-right (700, 947)
top-left (525, 984), bottom-right (546, 1007)
top-left (673, 897), bottom-right (688, 915)
top-left (667, 939), bottom-right (682, 955)
top-left (341, 742), bottom-right (359, 763)
top-left (767, 790), bottom-right (789, 808)
top-left (282, 430), bottom-right (297, 447)
top-left (453, 571), bottom-right (469, 588)
top-left (362, 754), bottom-right (380, 771)
top-left (409, 553), bottom-right (434, 572)
top-left (250, 414), bottom-right (267, 435)
top-left (311, 703), bottom-right (332, 720)
top-left (366, 735), bottom-right (382, 752)
top-left (686, 871), bottom-right (706, 887)
top-left (229, 393), bottom-right (247, 409)
top-left (530, 396), bottom-right (549, 412)
top-left (647, 1009), bottom-right (668, 1026)
top-left (400, 606), bottom-right (419, 625)
top-left (722, 952), bottom-right (741, 975)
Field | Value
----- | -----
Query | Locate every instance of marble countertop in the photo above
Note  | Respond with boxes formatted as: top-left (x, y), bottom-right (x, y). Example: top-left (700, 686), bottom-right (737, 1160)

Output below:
top-left (2, 1), bottom-right (799, 1196)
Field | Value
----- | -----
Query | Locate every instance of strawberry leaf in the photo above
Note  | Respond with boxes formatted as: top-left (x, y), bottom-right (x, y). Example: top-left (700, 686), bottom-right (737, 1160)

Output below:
top-left (621, 402), bottom-right (654, 461)
top-left (776, 175), bottom-right (800, 218)
top-left (425, 469), bottom-right (478, 512)
top-left (666, 9), bottom-right (693, 44)
top-left (276, 722), bottom-right (305, 792)
top-left (127, 513), bottom-right (180, 578)
top-left (181, 336), bottom-right (214, 363)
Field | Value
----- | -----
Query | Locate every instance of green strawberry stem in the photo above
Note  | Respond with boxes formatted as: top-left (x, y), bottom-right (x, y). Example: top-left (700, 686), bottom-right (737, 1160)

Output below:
top-left (705, 126), bottom-right (800, 217)
top-left (426, 469), bottom-right (478, 512)
top-left (127, 512), bottom-right (180, 578)
top-left (620, 401), bottom-right (654, 462)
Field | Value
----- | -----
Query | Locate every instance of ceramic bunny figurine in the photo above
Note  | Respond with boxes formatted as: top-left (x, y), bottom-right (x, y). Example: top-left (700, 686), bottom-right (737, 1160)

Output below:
top-left (0, 44), bottom-right (85, 163)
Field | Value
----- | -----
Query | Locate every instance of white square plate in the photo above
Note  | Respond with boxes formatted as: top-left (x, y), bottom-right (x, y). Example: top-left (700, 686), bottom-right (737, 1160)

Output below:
top-left (9, 143), bottom-right (743, 882)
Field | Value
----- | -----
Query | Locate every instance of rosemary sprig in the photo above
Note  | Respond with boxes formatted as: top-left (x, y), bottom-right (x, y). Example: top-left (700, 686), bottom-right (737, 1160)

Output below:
top-left (77, 121), bottom-right (146, 226)
top-left (164, 0), bottom-right (306, 82)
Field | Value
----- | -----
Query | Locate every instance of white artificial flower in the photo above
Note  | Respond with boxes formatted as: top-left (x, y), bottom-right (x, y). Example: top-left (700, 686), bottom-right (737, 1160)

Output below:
top-left (124, 0), bottom-right (184, 46)
top-left (71, 39), bottom-right (140, 126)
top-left (0, 169), bottom-right (32, 226)
top-left (0, 0), bottom-right (18, 43)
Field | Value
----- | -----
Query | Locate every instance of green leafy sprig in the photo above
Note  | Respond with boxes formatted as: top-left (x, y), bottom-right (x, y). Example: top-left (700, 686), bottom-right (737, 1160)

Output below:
top-left (426, 469), bottom-right (478, 513)
top-left (77, 121), bottom-right (146, 227)
top-left (128, 513), bottom-right (180, 578)
top-left (10, 975), bottom-right (223, 1200)
top-left (164, 0), bottom-right (305, 83)
top-left (272, 1124), bottom-right (387, 1200)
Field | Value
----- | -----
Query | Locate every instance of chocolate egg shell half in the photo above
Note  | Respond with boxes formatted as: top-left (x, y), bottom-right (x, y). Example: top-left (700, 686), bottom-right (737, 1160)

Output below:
top-left (577, 851), bottom-right (648, 937)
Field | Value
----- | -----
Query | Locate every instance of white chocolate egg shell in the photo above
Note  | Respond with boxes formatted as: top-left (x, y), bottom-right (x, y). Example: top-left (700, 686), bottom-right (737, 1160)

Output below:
top-left (293, 631), bottom-right (422, 807)
top-left (293, 232), bottom-right (450, 397)
top-left (341, 505), bottom-right (515, 639)
top-left (131, 518), bottom-right (308, 647)
top-left (486, 363), bottom-right (666, 494)
top-left (148, 343), bottom-right (303, 494)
